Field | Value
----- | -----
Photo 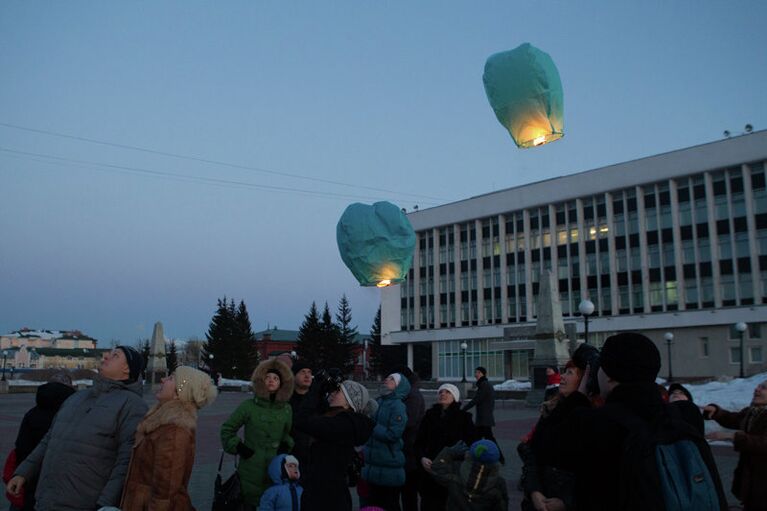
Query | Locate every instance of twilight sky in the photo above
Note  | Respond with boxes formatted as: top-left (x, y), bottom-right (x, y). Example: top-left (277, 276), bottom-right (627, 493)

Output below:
top-left (1, 1), bottom-right (766, 345)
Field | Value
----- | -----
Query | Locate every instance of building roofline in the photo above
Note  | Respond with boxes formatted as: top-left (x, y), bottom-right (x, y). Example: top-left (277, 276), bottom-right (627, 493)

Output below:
top-left (407, 130), bottom-right (767, 230)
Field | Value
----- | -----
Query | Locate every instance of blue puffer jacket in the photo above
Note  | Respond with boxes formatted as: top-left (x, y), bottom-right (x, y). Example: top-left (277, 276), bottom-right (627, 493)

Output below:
top-left (363, 376), bottom-right (411, 487)
top-left (259, 454), bottom-right (303, 511)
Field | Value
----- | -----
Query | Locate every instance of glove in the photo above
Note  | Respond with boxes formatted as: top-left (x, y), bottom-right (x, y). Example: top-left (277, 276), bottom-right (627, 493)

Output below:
top-left (236, 442), bottom-right (255, 459)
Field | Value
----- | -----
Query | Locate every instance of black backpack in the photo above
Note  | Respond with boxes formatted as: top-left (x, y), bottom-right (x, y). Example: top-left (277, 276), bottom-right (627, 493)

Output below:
top-left (607, 403), bottom-right (725, 511)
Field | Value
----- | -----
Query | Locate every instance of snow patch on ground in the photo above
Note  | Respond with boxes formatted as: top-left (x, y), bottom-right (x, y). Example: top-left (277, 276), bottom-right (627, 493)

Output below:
top-left (494, 379), bottom-right (532, 391)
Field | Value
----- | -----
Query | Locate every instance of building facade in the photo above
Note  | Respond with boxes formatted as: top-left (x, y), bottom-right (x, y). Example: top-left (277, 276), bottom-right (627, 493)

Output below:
top-left (381, 132), bottom-right (767, 381)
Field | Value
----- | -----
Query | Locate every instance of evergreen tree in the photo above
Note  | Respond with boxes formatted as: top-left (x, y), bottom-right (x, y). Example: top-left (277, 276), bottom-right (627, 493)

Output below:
top-left (234, 300), bottom-right (259, 377)
top-left (137, 339), bottom-right (151, 380)
top-left (200, 297), bottom-right (238, 377)
top-left (165, 339), bottom-right (178, 373)
top-left (295, 302), bottom-right (323, 367)
top-left (368, 306), bottom-right (406, 379)
top-left (334, 295), bottom-right (358, 374)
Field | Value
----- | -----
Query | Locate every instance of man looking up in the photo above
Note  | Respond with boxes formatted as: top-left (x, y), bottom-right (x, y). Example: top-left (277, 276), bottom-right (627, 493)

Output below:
top-left (290, 359), bottom-right (314, 467)
top-left (7, 346), bottom-right (148, 511)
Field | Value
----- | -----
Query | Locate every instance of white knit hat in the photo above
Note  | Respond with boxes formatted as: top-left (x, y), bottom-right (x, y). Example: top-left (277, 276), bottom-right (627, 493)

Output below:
top-left (438, 383), bottom-right (460, 403)
top-left (175, 366), bottom-right (218, 409)
top-left (388, 373), bottom-right (402, 387)
top-left (340, 380), bottom-right (369, 412)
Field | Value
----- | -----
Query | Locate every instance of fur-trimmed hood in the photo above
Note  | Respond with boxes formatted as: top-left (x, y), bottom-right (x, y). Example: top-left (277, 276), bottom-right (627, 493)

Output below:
top-left (135, 399), bottom-right (197, 445)
top-left (251, 358), bottom-right (294, 402)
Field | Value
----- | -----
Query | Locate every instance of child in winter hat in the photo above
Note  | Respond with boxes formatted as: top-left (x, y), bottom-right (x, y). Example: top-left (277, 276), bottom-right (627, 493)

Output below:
top-left (260, 454), bottom-right (303, 511)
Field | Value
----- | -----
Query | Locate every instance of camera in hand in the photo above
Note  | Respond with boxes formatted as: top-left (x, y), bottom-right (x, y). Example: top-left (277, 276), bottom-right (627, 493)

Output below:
top-left (572, 343), bottom-right (601, 396)
top-left (315, 367), bottom-right (345, 395)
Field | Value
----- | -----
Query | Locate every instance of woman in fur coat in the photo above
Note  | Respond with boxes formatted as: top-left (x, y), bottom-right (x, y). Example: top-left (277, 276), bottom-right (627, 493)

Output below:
top-left (120, 366), bottom-right (217, 511)
top-left (221, 359), bottom-right (295, 509)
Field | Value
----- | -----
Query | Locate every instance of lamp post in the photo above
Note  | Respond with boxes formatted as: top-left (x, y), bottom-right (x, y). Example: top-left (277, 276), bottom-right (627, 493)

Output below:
top-left (735, 322), bottom-right (747, 378)
top-left (460, 342), bottom-right (468, 383)
top-left (1, 350), bottom-right (7, 381)
top-left (208, 354), bottom-right (214, 377)
top-left (664, 332), bottom-right (674, 382)
top-left (578, 299), bottom-right (595, 344)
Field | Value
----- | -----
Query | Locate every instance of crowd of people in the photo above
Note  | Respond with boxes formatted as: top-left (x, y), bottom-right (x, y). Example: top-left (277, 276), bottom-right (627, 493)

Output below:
top-left (3, 333), bottom-right (767, 511)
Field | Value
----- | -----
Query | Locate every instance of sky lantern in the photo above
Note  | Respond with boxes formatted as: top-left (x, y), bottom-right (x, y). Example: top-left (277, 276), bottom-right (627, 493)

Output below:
top-left (336, 201), bottom-right (416, 287)
top-left (483, 42), bottom-right (564, 148)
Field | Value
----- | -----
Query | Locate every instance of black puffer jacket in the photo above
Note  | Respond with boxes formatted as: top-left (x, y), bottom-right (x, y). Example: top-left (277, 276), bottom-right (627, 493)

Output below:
top-left (294, 379), bottom-right (374, 511)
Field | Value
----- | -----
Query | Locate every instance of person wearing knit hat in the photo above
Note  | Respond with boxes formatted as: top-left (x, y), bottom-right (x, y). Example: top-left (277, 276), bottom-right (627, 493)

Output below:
top-left (115, 346), bottom-right (144, 383)
top-left (429, 440), bottom-right (509, 510)
top-left (414, 382), bottom-right (474, 510)
top-left (120, 366), bottom-right (216, 511)
top-left (8, 349), bottom-right (148, 511)
top-left (220, 359), bottom-right (295, 507)
top-left (293, 370), bottom-right (375, 511)
top-left (541, 332), bottom-right (728, 511)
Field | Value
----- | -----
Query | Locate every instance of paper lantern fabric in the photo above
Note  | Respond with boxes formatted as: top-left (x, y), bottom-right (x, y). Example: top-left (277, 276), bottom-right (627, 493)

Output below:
top-left (337, 201), bottom-right (416, 287)
top-left (483, 42), bottom-right (564, 148)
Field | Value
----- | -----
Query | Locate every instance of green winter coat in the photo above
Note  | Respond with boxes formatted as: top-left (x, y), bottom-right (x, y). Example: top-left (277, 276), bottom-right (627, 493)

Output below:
top-left (220, 359), bottom-right (294, 506)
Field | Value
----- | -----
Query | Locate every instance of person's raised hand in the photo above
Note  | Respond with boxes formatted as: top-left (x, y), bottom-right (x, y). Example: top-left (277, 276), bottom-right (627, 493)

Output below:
top-left (702, 405), bottom-right (717, 419)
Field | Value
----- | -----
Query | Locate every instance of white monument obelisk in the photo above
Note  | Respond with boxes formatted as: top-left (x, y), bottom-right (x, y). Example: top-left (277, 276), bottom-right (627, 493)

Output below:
top-left (146, 321), bottom-right (168, 387)
top-left (526, 270), bottom-right (570, 405)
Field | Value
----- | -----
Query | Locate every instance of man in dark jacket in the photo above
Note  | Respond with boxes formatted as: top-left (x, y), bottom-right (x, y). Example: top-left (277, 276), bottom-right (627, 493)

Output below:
top-left (554, 333), bottom-right (727, 511)
top-left (289, 359), bottom-right (314, 469)
top-left (463, 366), bottom-right (504, 464)
top-left (7, 346), bottom-right (148, 511)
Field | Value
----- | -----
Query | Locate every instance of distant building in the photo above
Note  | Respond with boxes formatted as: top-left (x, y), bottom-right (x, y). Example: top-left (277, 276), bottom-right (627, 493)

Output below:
top-left (381, 132), bottom-right (767, 381)
top-left (255, 327), bottom-right (373, 379)
top-left (1, 328), bottom-right (103, 371)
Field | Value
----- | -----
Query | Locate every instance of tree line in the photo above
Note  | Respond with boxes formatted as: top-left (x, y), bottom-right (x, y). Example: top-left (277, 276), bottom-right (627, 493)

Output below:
top-left (137, 294), bottom-right (431, 381)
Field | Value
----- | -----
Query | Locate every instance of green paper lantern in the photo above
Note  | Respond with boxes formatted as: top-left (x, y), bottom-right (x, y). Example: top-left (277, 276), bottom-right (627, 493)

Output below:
top-left (337, 201), bottom-right (416, 287)
top-left (483, 42), bottom-right (564, 148)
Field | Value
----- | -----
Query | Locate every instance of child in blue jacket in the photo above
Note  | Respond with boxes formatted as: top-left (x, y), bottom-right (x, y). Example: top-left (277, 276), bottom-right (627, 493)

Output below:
top-left (259, 454), bottom-right (302, 511)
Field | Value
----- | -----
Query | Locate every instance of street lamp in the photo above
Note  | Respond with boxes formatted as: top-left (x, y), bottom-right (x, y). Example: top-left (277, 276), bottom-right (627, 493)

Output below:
top-left (460, 342), bottom-right (468, 383)
top-left (664, 332), bottom-right (674, 382)
top-left (735, 322), bottom-right (747, 378)
top-left (208, 354), bottom-right (214, 377)
top-left (1, 350), bottom-right (7, 381)
top-left (578, 299), bottom-right (595, 344)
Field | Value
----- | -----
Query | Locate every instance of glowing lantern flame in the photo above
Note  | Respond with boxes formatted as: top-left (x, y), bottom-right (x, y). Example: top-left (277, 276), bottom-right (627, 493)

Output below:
top-left (483, 43), bottom-right (564, 149)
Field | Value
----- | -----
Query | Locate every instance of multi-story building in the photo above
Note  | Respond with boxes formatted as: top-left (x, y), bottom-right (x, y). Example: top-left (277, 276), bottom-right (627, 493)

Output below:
top-left (1, 329), bottom-right (102, 371)
top-left (0, 329), bottom-right (97, 350)
top-left (381, 132), bottom-right (767, 381)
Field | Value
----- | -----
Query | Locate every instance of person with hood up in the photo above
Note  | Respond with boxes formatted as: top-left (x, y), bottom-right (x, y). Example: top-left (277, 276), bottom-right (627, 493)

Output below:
top-left (7, 372), bottom-right (75, 511)
top-left (7, 346), bottom-right (148, 511)
top-left (668, 382), bottom-right (704, 435)
top-left (517, 343), bottom-right (597, 511)
top-left (414, 383), bottom-right (475, 510)
top-left (120, 366), bottom-right (217, 511)
top-left (430, 439), bottom-right (508, 511)
top-left (363, 372), bottom-right (410, 511)
top-left (704, 379), bottom-right (767, 511)
top-left (294, 374), bottom-right (375, 511)
top-left (220, 359), bottom-right (294, 509)
top-left (259, 454), bottom-right (303, 511)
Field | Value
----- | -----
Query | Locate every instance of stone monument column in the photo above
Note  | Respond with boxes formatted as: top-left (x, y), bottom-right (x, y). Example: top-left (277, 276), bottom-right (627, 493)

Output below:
top-left (526, 270), bottom-right (570, 406)
top-left (146, 321), bottom-right (168, 387)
